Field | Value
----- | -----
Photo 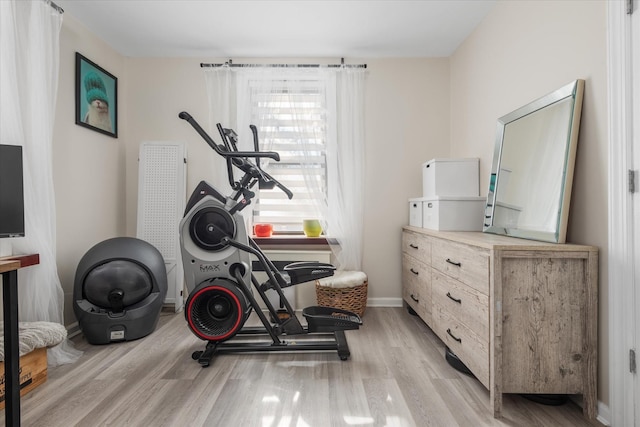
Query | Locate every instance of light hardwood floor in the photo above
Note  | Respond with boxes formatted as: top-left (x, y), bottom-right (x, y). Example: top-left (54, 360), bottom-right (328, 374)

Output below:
top-left (13, 307), bottom-right (604, 427)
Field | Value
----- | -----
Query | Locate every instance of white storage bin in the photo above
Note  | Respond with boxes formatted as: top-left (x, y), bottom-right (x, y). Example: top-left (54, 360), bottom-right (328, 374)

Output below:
top-left (408, 198), bottom-right (425, 227)
top-left (422, 196), bottom-right (486, 231)
top-left (423, 158), bottom-right (479, 198)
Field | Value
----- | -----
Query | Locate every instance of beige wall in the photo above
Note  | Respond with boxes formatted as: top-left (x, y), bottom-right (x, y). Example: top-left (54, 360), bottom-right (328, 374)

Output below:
top-left (362, 59), bottom-right (450, 303)
top-left (123, 57), bottom-right (212, 237)
top-left (449, 0), bottom-right (609, 406)
top-left (54, 14), bottom-right (128, 325)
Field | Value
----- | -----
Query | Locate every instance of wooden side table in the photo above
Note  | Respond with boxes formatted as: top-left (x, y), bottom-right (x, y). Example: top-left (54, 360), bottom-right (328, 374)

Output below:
top-left (0, 254), bottom-right (39, 427)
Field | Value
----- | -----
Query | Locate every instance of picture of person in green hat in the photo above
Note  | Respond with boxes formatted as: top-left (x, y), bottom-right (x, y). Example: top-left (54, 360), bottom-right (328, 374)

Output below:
top-left (76, 53), bottom-right (117, 137)
top-left (82, 70), bottom-right (112, 132)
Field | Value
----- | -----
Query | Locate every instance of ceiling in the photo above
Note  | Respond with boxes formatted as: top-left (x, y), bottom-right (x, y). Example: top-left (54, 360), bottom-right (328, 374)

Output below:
top-left (55, 0), bottom-right (496, 58)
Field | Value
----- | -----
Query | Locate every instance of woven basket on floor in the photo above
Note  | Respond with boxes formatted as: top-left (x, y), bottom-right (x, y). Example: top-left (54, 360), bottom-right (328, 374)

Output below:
top-left (315, 273), bottom-right (368, 317)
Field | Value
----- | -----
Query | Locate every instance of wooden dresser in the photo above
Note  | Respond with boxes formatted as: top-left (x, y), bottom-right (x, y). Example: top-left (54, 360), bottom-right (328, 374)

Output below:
top-left (402, 226), bottom-right (598, 419)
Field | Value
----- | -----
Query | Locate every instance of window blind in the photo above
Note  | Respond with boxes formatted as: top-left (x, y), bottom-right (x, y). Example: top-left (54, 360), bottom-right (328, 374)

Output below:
top-left (250, 83), bottom-right (328, 232)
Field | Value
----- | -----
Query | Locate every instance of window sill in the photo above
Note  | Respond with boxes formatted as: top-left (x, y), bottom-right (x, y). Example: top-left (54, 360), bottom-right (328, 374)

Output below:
top-left (252, 235), bottom-right (329, 249)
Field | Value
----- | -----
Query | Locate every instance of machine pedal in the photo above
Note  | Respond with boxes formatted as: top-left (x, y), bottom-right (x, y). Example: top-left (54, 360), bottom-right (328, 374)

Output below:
top-left (302, 306), bottom-right (362, 333)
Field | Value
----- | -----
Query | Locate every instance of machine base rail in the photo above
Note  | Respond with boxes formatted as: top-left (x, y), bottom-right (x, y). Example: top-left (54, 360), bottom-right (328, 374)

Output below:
top-left (192, 330), bottom-right (352, 367)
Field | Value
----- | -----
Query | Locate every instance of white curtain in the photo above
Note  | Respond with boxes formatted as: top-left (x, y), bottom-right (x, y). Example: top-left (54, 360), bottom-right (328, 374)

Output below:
top-left (0, 0), bottom-right (82, 365)
top-left (203, 66), bottom-right (366, 271)
top-left (204, 66), bottom-right (236, 196)
top-left (328, 68), bottom-right (366, 270)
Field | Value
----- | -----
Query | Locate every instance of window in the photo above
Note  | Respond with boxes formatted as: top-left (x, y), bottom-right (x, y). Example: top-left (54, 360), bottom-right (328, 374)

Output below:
top-left (206, 66), bottom-right (365, 267)
top-left (247, 78), bottom-right (333, 233)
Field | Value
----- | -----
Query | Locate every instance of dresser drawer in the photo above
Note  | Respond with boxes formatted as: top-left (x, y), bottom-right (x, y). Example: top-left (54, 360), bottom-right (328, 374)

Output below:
top-left (402, 254), bottom-right (431, 325)
top-left (434, 307), bottom-right (489, 387)
top-left (432, 270), bottom-right (489, 340)
top-left (402, 231), bottom-right (431, 263)
top-left (431, 238), bottom-right (489, 294)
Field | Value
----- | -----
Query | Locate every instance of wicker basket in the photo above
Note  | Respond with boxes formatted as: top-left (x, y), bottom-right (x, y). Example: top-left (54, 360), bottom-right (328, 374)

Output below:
top-left (315, 279), bottom-right (368, 317)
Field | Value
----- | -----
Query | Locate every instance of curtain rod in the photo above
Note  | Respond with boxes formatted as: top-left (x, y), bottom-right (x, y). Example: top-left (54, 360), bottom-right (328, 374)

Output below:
top-left (50, 1), bottom-right (64, 13)
top-left (200, 58), bottom-right (366, 69)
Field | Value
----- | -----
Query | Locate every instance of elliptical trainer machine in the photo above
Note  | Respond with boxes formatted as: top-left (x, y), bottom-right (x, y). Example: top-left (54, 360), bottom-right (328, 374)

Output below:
top-left (178, 112), bottom-right (362, 367)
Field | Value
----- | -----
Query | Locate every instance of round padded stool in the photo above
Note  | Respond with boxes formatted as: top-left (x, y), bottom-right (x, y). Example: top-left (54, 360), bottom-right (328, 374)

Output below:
top-left (315, 270), bottom-right (368, 317)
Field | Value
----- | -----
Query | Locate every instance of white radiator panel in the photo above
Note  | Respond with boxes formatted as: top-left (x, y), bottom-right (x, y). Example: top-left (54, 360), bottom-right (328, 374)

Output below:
top-left (252, 249), bottom-right (332, 310)
top-left (137, 142), bottom-right (187, 311)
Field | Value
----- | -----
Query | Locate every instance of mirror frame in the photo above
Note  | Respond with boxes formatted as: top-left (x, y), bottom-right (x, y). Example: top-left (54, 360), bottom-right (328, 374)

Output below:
top-left (483, 79), bottom-right (585, 243)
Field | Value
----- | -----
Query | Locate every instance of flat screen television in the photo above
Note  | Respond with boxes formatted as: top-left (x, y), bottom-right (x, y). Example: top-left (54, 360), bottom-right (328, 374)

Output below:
top-left (0, 144), bottom-right (25, 238)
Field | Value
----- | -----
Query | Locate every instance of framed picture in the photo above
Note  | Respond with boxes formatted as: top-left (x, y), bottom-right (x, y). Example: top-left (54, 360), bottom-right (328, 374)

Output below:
top-left (75, 52), bottom-right (118, 138)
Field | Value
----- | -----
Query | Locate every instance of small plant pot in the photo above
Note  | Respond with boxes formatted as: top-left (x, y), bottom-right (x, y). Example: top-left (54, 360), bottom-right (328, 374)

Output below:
top-left (254, 223), bottom-right (273, 237)
top-left (302, 219), bottom-right (322, 237)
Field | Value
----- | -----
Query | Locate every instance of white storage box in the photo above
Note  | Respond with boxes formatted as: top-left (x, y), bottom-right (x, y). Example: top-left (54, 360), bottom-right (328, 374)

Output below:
top-left (422, 196), bottom-right (486, 231)
top-left (409, 198), bottom-right (424, 227)
top-left (423, 158), bottom-right (479, 198)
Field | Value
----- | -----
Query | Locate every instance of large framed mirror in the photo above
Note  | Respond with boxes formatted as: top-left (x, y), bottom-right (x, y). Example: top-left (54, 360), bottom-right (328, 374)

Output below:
top-left (483, 79), bottom-right (585, 243)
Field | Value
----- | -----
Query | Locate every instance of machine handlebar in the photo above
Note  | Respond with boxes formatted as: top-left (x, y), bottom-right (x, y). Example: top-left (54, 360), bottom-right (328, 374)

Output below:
top-left (179, 111), bottom-right (280, 161)
top-left (179, 111), bottom-right (293, 200)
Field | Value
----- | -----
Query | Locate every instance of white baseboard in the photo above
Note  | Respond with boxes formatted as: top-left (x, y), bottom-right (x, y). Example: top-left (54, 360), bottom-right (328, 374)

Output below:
top-left (66, 321), bottom-right (81, 339)
top-left (596, 401), bottom-right (611, 426)
top-left (570, 395), bottom-right (610, 426)
top-left (366, 297), bottom-right (403, 307)
top-left (162, 303), bottom-right (184, 313)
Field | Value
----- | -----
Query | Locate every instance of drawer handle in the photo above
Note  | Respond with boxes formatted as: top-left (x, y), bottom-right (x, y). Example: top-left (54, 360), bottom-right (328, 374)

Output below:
top-left (410, 294), bottom-right (419, 303)
top-left (410, 268), bottom-right (419, 275)
top-left (447, 328), bottom-right (462, 343)
top-left (409, 244), bottom-right (419, 249)
top-left (446, 292), bottom-right (462, 304)
top-left (446, 258), bottom-right (462, 267)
